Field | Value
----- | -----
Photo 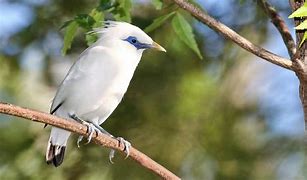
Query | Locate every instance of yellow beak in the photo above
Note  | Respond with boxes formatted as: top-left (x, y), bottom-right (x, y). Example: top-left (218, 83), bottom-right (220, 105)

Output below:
top-left (151, 41), bottom-right (166, 52)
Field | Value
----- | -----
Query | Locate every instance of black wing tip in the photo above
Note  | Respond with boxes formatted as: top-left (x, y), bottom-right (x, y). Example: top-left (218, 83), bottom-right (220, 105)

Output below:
top-left (50, 101), bottom-right (64, 115)
top-left (46, 143), bottom-right (66, 167)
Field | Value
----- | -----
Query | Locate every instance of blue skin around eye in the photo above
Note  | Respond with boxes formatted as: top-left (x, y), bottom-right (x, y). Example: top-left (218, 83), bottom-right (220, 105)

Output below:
top-left (124, 36), bottom-right (152, 50)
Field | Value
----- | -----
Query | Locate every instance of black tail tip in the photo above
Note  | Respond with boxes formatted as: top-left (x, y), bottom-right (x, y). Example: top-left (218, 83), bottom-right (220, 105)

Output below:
top-left (46, 144), bottom-right (66, 167)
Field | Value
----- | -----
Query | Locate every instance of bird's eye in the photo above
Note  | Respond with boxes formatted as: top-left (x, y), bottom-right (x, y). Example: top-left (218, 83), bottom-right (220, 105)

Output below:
top-left (124, 36), bottom-right (144, 49)
top-left (131, 38), bottom-right (137, 43)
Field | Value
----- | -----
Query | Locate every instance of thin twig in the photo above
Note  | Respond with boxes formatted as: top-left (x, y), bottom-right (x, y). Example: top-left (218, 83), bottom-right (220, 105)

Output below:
top-left (170, 0), bottom-right (294, 70)
top-left (0, 102), bottom-right (180, 180)
top-left (257, 0), bottom-right (296, 59)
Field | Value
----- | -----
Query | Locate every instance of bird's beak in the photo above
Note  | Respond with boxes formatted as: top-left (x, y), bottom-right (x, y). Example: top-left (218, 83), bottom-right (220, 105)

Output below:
top-left (151, 41), bottom-right (166, 52)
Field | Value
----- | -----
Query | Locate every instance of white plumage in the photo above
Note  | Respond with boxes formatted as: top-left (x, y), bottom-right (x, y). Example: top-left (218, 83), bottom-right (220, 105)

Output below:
top-left (46, 21), bottom-right (165, 166)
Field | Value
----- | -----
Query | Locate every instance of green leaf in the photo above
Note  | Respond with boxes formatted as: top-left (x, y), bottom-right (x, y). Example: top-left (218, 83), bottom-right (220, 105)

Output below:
top-left (82, 9), bottom-right (104, 45)
top-left (152, 0), bottom-right (163, 10)
top-left (74, 14), bottom-right (95, 30)
top-left (98, 0), bottom-right (114, 11)
top-left (144, 12), bottom-right (175, 33)
top-left (171, 13), bottom-right (203, 59)
top-left (62, 21), bottom-right (78, 55)
top-left (289, 2), bottom-right (307, 18)
top-left (113, 0), bottom-right (132, 22)
top-left (60, 20), bottom-right (74, 30)
top-left (300, 31), bottom-right (307, 47)
top-left (89, 8), bottom-right (104, 28)
top-left (295, 19), bottom-right (307, 30)
top-left (85, 34), bottom-right (98, 46)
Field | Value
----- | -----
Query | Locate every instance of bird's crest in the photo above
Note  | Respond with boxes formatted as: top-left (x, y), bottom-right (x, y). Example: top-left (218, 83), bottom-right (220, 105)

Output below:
top-left (86, 20), bottom-right (153, 46)
top-left (87, 21), bottom-right (128, 36)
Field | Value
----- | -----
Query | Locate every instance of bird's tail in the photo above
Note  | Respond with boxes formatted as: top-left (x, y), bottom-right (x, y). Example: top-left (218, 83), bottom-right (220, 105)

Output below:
top-left (46, 127), bottom-right (71, 167)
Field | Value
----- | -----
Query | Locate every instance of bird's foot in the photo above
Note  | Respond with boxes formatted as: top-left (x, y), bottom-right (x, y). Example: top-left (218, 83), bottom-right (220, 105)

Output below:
top-left (77, 121), bottom-right (101, 147)
top-left (68, 113), bottom-right (131, 161)
top-left (69, 113), bottom-right (104, 147)
top-left (109, 137), bottom-right (131, 164)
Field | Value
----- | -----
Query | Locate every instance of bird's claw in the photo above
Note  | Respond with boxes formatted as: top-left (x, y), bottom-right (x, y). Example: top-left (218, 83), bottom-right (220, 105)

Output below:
top-left (70, 113), bottom-right (131, 163)
top-left (109, 149), bottom-right (115, 164)
top-left (77, 136), bottom-right (83, 148)
top-left (117, 137), bottom-right (131, 158)
top-left (109, 137), bottom-right (131, 163)
top-left (76, 121), bottom-right (101, 147)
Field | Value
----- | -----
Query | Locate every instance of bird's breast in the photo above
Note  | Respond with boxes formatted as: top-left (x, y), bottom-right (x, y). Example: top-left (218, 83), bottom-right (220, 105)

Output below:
top-left (62, 45), bottom-right (141, 122)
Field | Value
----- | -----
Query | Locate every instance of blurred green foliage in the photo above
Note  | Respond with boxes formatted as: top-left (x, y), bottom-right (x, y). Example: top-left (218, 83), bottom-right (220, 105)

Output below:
top-left (0, 0), bottom-right (304, 180)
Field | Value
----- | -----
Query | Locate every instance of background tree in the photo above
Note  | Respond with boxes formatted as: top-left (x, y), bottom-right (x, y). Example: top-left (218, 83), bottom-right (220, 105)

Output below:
top-left (0, 0), bottom-right (305, 179)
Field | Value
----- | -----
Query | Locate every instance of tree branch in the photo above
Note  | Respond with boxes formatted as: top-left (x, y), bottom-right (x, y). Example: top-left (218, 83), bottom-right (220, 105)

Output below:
top-left (0, 102), bottom-right (180, 180)
top-left (288, 0), bottom-right (307, 134)
top-left (170, 0), bottom-right (294, 70)
top-left (257, 0), bottom-right (296, 59)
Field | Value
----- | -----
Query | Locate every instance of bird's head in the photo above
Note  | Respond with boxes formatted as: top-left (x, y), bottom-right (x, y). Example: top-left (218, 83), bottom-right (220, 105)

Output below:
top-left (93, 21), bottom-right (166, 53)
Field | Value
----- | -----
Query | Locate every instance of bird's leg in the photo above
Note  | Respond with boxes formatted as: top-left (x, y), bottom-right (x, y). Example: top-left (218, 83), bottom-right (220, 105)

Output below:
top-left (90, 124), bottom-right (131, 162)
top-left (86, 123), bottom-right (131, 163)
top-left (89, 123), bottom-right (132, 163)
top-left (68, 113), bottom-right (131, 162)
top-left (92, 123), bottom-right (113, 137)
top-left (68, 113), bottom-right (101, 147)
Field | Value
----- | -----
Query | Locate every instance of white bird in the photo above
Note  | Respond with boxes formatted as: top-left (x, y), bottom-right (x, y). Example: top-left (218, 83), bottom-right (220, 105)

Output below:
top-left (46, 21), bottom-right (166, 167)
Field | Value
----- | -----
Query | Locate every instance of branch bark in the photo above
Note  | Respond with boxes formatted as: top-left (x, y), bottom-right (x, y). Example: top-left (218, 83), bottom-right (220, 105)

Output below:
top-left (289, 0), bottom-right (307, 133)
top-left (170, 0), bottom-right (294, 70)
top-left (257, 0), bottom-right (296, 59)
top-left (0, 102), bottom-right (180, 180)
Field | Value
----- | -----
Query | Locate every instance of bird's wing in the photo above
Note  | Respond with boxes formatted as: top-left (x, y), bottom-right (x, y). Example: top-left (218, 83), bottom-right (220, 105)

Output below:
top-left (50, 46), bottom-right (115, 115)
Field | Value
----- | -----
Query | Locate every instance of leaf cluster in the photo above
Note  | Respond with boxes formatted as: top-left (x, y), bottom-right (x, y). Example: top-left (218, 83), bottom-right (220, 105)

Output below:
top-left (61, 0), bottom-right (132, 55)
top-left (61, 0), bottom-right (203, 59)
top-left (289, 2), bottom-right (307, 47)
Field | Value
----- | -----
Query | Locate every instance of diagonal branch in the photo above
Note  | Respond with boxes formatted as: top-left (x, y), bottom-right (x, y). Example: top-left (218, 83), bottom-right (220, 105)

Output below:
top-left (170, 0), bottom-right (294, 71)
top-left (0, 102), bottom-right (180, 180)
top-left (257, 0), bottom-right (296, 59)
